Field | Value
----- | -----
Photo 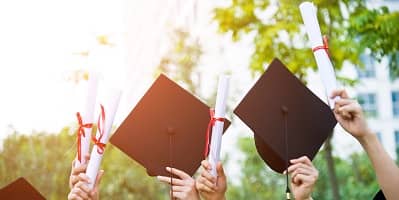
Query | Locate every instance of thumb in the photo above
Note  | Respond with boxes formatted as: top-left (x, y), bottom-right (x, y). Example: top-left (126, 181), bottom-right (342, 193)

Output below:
top-left (216, 162), bottom-right (225, 178)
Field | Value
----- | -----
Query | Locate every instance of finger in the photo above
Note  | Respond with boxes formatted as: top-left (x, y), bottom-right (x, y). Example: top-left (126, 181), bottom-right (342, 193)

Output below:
top-left (166, 167), bottom-right (191, 180)
top-left (287, 163), bottom-right (308, 174)
top-left (330, 89), bottom-right (348, 99)
top-left (73, 187), bottom-right (89, 199)
top-left (72, 164), bottom-right (88, 176)
top-left (197, 175), bottom-right (216, 190)
top-left (291, 167), bottom-right (314, 181)
top-left (290, 156), bottom-right (312, 166)
top-left (293, 173), bottom-right (317, 185)
top-left (216, 162), bottom-right (225, 178)
top-left (75, 181), bottom-right (91, 194)
top-left (201, 168), bottom-right (216, 183)
top-left (78, 173), bottom-right (91, 184)
top-left (70, 175), bottom-right (79, 188)
top-left (339, 102), bottom-right (361, 114)
top-left (196, 180), bottom-right (216, 193)
top-left (171, 185), bottom-right (185, 192)
top-left (68, 192), bottom-right (83, 200)
top-left (201, 160), bottom-right (212, 171)
top-left (334, 98), bottom-right (356, 107)
top-left (157, 176), bottom-right (184, 186)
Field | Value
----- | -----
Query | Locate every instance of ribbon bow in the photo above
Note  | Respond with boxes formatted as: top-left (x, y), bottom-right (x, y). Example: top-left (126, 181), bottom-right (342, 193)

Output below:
top-left (204, 109), bottom-right (225, 158)
top-left (312, 35), bottom-right (330, 58)
top-left (76, 112), bottom-right (93, 163)
top-left (92, 104), bottom-right (107, 154)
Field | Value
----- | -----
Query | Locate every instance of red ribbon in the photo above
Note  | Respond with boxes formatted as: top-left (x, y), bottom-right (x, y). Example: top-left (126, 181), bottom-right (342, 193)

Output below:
top-left (204, 109), bottom-right (225, 159)
top-left (312, 35), bottom-right (330, 58)
top-left (92, 104), bottom-right (106, 154)
top-left (76, 112), bottom-right (93, 163)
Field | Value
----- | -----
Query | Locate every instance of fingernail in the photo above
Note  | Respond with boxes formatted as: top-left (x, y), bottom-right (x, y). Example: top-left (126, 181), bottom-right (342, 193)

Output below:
top-left (166, 167), bottom-right (171, 171)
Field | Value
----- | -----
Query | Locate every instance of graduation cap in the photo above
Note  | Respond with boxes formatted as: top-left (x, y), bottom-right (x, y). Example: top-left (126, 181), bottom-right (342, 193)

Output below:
top-left (0, 177), bottom-right (46, 200)
top-left (110, 74), bottom-right (230, 178)
top-left (234, 58), bottom-right (337, 199)
top-left (373, 190), bottom-right (386, 200)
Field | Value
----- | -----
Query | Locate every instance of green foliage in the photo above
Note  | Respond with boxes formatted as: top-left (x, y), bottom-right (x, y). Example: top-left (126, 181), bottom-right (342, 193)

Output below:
top-left (0, 128), bottom-right (167, 199)
top-left (226, 137), bottom-right (380, 200)
top-left (349, 6), bottom-right (399, 78)
top-left (155, 28), bottom-right (203, 95)
top-left (213, 0), bottom-right (399, 80)
top-left (226, 137), bottom-right (285, 199)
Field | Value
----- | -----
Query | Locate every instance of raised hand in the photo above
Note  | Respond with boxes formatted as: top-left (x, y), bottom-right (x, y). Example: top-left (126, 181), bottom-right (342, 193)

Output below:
top-left (157, 167), bottom-right (200, 200)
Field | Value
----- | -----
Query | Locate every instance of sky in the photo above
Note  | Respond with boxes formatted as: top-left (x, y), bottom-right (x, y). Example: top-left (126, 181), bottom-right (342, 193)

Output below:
top-left (0, 0), bottom-right (128, 140)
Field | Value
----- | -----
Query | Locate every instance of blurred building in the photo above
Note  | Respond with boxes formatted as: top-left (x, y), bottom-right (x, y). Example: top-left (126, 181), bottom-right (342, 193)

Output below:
top-left (319, 0), bottom-right (399, 160)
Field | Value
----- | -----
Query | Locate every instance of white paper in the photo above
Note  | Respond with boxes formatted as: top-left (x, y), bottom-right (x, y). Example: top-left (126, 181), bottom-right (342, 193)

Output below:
top-left (300, 2), bottom-right (338, 108)
top-left (85, 89), bottom-right (122, 189)
top-left (75, 72), bottom-right (99, 167)
top-left (208, 75), bottom-right (230, 177)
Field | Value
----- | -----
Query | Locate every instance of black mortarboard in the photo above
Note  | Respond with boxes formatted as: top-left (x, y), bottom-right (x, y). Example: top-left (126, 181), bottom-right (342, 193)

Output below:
top-left (373, 190), bottom-right (386, 200)
top-left (234, 58), bottom-right (336, 198)
top-left (0, 177), bottom-right (45, 200)
top-left (110, 74), bottom-right (230, 178)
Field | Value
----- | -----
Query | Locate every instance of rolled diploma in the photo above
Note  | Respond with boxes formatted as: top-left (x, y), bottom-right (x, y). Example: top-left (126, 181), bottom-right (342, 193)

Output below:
top-left (85, 89), bottom-right (122, 189)
top-left (299, 2), bottom-right (338, 108)
top-left (75, 72), bottom-right (99, 167)
top-left (208, 75), bottom-right (230, 177)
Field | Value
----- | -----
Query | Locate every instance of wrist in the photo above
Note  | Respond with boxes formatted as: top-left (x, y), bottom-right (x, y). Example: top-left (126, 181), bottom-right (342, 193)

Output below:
top-left (357, 130), bottom-right (376, 146)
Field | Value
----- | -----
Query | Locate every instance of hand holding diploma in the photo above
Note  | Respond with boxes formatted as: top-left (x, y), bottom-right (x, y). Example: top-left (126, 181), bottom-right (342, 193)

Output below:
top-left (196, 160), bottom-right (227, 200)
top-left (85, 89), bottom-right (122, 189)
top-left (299, 2), bottom-right (338, 108)
top-left (207, 75), bottom-right (230, 177)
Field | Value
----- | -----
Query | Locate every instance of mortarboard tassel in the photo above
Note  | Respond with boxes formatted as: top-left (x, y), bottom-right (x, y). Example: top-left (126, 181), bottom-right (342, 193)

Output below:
top-left (282, 106), bottom-right (291, 200)
top-left (168, 128), bottom-right (176, 200)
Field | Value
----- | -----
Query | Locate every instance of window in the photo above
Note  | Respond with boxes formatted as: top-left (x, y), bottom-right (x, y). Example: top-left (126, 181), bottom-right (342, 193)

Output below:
top-left (392, 91), bottom-right (399, 117)
top-left (358, 93), bottom-right (378, 117)
top-left (357, 54), bottom-right (376, 78)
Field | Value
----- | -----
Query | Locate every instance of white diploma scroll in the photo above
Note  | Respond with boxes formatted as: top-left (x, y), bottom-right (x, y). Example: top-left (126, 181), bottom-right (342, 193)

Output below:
top-left (75, 72), bottom-right (99, 167)
top-left (300, 2), bottom-right (338, 108)
top-left (85, 89), bottom-right (122, 189)
top-left (208, 75), bottom-right (230, 177)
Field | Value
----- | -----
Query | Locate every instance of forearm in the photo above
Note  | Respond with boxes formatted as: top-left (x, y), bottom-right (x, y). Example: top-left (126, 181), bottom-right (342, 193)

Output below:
top-left (358, 133), bottom-right (399, 199)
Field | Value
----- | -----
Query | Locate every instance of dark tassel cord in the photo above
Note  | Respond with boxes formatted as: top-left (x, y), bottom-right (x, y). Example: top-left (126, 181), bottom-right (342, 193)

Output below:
top-left (283, 107), bottom-right (291, 200)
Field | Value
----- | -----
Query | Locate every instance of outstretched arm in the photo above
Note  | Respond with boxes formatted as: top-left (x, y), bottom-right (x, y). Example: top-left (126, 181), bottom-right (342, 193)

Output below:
top-left (332, 89), bottom-right (399, 199)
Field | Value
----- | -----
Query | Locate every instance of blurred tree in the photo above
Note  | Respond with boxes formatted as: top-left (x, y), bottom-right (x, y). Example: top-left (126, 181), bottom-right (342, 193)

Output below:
top-left (0, 128), bottom-right (167, 200)
top-left (213, 0), bottom-right (398, 199)
top-left (155, 28), bottom-right (203, 96)
top-left (225, 136), bottom-right (380, 200)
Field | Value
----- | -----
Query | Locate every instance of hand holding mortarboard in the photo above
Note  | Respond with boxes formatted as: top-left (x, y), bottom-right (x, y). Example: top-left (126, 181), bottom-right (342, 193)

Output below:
top-left (286, 156), bottom-right (318, 200)
top-left (234, 58), bottom-right (337, 199)
top-left (157, 167), bottom-right (200, 200)
top-left (110, 74), bottom-right (230, 199)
